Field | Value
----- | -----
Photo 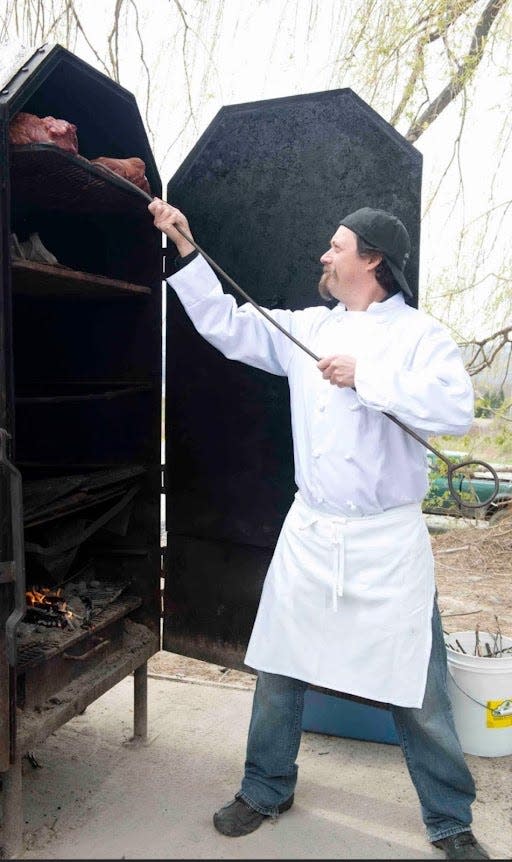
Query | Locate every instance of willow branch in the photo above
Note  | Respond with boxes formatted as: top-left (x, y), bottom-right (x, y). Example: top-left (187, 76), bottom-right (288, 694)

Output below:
top-left (390, 36), bottom-right (427, 126)
top-left (127, 0), bottom-right (153, 140)
top-left (463, 325), bottom-right (512, 375)
top-left (405, 0), bottom-right (507, 142)
top-left (70, 6), bottom-right (111, 76)
top-left (424, 0), bottom-right (480, 42)
top-left (171, 0), bottom-right (197, 132)
top-left (107, 0), bottom-right (125, 83)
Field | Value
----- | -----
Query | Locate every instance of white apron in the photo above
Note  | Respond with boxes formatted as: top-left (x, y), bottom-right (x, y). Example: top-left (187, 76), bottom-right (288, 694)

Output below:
top-left (244, 493), bottom-right (435, 707)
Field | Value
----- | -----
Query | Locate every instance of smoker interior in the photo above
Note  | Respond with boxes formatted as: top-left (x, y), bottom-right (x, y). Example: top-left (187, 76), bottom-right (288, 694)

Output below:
top-left (1, 47), bottom-right (163, 769)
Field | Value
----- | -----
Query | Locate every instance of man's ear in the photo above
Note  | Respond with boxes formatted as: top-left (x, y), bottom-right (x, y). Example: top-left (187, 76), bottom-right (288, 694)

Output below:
top-left (366, 252), bottom-right (383, 272)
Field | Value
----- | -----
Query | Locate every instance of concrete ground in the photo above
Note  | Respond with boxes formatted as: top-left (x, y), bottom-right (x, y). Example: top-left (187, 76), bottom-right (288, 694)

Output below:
top-left (17, 655), bottom-right (512, 860)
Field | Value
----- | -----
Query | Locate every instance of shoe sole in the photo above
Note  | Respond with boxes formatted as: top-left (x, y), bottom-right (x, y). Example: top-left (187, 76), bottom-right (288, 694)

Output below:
top-left (278, 795), bottom-right (294, 814)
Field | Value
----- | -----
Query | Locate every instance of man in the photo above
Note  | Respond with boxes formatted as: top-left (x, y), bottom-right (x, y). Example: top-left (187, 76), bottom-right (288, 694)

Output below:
top-left (149, 198), bottom-right (489, 860)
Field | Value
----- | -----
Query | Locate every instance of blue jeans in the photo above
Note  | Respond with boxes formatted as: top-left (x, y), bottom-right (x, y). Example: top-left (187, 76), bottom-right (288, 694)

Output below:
top-left (236, 600), bottom-right (476, 843)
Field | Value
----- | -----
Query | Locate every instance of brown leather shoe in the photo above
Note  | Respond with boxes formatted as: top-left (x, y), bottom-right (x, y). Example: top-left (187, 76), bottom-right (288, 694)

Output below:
top-left (213, 794), bottom-right (294, 837)
top-left (432, 831), bottom-right (490, 859)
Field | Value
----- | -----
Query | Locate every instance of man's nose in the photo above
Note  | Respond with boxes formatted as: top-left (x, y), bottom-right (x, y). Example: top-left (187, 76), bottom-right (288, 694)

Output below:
top-left (320, 250), bottom-right (331, 264)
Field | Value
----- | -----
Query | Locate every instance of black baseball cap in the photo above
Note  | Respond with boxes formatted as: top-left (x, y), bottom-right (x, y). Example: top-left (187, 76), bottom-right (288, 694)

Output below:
top-left (339, 207), bottom-right (412, 297)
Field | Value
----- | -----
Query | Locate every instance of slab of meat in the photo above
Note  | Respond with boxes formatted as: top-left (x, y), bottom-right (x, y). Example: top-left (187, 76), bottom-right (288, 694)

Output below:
top-left (90, 156), bottom-right (151, 194)
top-left (9, 111), bottom-right (78, 154)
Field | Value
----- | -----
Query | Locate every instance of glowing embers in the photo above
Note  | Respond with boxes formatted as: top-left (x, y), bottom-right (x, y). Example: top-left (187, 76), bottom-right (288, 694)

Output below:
top-left (23, 575), bottom-right (127, 632)
top-left (25, 586), bottom-right (77, 629)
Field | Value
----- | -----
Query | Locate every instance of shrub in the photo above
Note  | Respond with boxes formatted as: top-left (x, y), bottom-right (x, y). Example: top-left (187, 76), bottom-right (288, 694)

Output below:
top-left (475, 389), bottom-right (505, 418)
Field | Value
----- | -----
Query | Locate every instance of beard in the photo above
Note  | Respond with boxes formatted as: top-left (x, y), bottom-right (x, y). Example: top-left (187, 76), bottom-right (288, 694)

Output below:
top-left (318, 271), bottom-right (334, 300)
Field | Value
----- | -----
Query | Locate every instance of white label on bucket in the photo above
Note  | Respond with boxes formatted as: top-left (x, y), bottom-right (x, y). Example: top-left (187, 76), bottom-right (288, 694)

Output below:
top-left (487, 699), bottom-right (512, 728)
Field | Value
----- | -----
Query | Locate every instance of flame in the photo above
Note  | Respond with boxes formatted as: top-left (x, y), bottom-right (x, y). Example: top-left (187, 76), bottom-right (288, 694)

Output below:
top-left (26, 586), bottom-right (74, 619)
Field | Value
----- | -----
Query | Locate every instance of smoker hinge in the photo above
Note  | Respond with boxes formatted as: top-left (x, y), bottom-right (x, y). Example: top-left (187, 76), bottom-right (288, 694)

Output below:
top-left (161, 246), bottom-right (167, 278)
top-left (161, 464), bottom-right (167, 493)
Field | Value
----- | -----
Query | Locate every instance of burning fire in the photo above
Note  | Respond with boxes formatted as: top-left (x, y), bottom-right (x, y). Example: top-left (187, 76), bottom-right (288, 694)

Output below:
top-left (26, 586), bottom-right (75, 624)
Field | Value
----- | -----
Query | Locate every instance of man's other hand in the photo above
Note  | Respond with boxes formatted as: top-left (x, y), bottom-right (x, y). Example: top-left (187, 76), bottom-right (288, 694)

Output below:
top-left (317, 355), bottom-right (356, 388)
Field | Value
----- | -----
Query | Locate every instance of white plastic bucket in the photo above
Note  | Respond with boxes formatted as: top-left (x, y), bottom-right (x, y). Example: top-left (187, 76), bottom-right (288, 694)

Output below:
top-left (445, 630), bottom-right (512, 757)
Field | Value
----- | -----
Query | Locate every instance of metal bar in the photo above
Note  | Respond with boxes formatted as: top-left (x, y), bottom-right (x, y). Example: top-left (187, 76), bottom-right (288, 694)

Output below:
top-left (133, 661), bottom-right (148, 741)
top-left (154, 219), bottom-right (500, 509)
top-left (142, 191), bottom-right (320, 360)
top-left (0, 104), bottom-right (15, 433)
top-left (90, 547), bottom-right (150, 557)
top-left (15, 384), bottom-right (152, 404)
top-left (0, 429), bottom-right (26, 667)
top-left (63, 637), bottom-right (110, 662)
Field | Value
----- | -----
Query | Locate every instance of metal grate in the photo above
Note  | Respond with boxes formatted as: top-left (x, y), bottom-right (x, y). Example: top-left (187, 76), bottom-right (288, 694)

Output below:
top-left (17, 639), bottom-right (61, 666)
top-left (18, 579), bottom-right (131, 666)
top-left (11, 145), bottom-right (150, 216)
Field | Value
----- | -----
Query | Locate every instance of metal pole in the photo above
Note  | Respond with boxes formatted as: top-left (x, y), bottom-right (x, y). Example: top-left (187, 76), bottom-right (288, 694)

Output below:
top-left (133, 662), bottom-right (148, 741)
top-left (146, 208), bottom-right (500, 508)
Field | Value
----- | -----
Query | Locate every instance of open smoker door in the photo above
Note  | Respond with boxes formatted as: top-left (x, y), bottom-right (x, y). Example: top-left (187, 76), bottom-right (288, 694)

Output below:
top-left (163, 89), bottom-right (422, 671)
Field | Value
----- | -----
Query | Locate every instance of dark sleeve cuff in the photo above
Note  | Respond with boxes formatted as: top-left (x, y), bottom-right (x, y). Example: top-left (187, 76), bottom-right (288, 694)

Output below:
top-left (173, 249), bottom-right (199, 271)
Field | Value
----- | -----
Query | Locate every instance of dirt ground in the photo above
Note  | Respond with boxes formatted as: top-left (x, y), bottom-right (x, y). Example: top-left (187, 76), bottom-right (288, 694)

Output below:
top-left (430, 514), bottom-right (512, 641)
top-left (19, 670), bottom-right (511, 860)
top-left (10, 513), bottom-right (512, 860)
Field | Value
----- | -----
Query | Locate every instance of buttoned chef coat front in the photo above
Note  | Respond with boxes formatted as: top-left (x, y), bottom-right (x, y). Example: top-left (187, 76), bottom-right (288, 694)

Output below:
top-left (168, 254), bottom-right (474, 707)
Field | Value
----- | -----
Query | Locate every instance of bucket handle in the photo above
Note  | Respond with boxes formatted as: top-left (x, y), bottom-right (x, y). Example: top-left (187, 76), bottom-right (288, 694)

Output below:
top-left (449, 673), bottom-right (510, 717)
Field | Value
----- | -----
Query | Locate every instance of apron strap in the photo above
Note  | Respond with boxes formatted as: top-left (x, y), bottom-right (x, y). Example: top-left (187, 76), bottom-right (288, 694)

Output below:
top-left (330, 524), bottom-right (345, 612)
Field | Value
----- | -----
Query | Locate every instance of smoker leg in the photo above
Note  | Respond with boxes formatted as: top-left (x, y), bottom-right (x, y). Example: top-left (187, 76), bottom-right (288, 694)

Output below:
top-left (133, 662), bottom-right (148, 742)
top-left (0, 756), bottom-right (23, 859)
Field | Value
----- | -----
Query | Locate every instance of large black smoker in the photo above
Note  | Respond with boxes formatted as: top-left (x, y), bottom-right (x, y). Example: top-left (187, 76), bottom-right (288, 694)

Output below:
top-left (0, 43), bottom-right (421, 856)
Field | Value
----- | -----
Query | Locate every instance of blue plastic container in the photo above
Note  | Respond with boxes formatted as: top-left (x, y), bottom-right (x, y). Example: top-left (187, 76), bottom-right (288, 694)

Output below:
top-left (302, 690), bottom-right (399, 745)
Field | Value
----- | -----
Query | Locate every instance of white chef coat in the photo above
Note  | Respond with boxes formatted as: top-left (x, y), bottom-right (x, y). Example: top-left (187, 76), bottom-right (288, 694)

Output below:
top-left (168, 254), bottom-right (474, 706)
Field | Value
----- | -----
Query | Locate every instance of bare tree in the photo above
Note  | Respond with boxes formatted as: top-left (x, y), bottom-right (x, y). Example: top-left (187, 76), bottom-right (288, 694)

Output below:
top-left (326, 0), bottom-right (511, 377)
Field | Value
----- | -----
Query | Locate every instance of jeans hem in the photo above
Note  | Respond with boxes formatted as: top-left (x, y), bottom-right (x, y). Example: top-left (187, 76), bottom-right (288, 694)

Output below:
top-left (430, 826), bottom-right (473, 843)
top-left (235, 790), bottom-right (279, 819)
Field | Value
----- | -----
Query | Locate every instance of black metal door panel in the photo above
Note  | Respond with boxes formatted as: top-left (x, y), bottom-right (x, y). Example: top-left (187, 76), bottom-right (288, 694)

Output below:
top-left (165, 536), bottom-right (272, 668)
top-left (164, 89), bottom-right (422, 667)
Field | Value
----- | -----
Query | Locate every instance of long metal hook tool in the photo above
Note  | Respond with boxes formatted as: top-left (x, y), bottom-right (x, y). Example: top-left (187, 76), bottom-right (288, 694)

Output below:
top-left (147, 198), bottom-right (499, 511)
